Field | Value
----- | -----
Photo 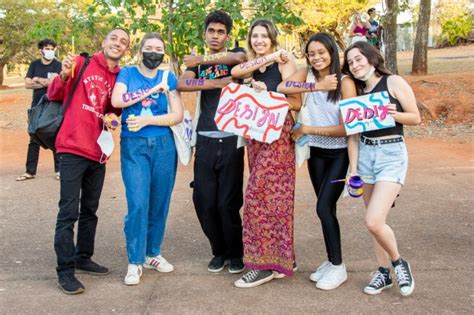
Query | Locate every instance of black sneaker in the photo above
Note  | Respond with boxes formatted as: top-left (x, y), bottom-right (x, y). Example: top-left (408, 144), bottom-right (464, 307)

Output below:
top-left (58, 273), bottom-right (85, 295)
top-left (234, 269), bottom-right (274, 288)
top-left (392, 258), bottom-right (415, 296)
top-left (76, 259), bottom-right (110, 275)
top-left (363, 267), bottom-right (393, 295)
top-left (207, 256), bottom-right (228, 273)
top-left (228, 258), bottom-right (245, 274)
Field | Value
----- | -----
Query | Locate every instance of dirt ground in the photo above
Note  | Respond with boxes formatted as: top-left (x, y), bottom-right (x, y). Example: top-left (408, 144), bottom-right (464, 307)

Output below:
top-left (0, 46), bottom-right (473, 314)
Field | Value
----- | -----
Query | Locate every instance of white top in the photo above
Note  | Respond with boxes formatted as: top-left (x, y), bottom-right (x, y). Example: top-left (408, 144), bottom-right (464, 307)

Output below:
top-left (306, 90), bottom-right (347, 149)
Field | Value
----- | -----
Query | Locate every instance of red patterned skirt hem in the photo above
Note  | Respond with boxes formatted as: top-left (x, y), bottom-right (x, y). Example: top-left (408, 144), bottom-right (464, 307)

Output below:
top-left (244, 262), bottom-right (294, 277)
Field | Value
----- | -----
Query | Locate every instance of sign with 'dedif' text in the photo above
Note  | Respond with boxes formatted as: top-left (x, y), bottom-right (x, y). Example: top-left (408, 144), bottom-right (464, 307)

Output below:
top-left (339, 91), bottom-right (395, 135)
top-left (215, 83), bottom-right (289, 143)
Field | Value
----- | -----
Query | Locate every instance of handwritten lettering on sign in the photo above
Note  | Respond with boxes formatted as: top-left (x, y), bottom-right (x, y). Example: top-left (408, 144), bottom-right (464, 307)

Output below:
top-left (339, 91), bottom-right (395, 135)
top-left (214, 83), bottom-right (289, 143)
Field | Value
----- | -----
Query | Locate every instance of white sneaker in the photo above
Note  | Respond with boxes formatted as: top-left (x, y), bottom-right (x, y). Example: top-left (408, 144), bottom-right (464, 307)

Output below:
top-left (144, 255), bottom-right (174, 273)
top-left (316, 263), bottom-right (347, 290)
top-left (309, 261), bottom-right (331, 282)
top-left (124, 264), bottom-right (142, 286)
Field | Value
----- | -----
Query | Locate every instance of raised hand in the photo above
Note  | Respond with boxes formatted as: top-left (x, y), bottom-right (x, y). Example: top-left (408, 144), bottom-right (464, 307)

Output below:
top-left (151, 81), bottom-right (170, 94)
top-left (275, 49), bottom-right (289, 64)
top-left (60, 52), bottom-right (76, 79)
top-left (251, 80), bottom-right (268, 92)
top-left (318, 74), bottom-right (338, 91)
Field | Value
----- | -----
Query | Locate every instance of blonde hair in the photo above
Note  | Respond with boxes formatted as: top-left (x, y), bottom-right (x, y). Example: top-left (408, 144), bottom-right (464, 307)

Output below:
top-left (140, 32), bottom-right (165, 51)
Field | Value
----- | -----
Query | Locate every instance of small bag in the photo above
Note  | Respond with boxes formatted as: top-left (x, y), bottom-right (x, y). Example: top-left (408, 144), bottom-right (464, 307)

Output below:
top-left (27, 55), bottom-right (90, 151)
top-left (162, 70), bottom-right (193, 166)
top-left (295, 69), bottom-right (313, 167)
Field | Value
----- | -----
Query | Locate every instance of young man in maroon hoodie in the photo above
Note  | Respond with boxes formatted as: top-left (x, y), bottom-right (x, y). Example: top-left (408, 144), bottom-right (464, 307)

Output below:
top-left (47, 28), bottom-right (130, 294)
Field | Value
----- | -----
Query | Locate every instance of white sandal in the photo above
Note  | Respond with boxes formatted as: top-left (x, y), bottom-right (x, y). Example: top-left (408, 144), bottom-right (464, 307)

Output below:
top-left (16, 173), bottom-right (35, 181)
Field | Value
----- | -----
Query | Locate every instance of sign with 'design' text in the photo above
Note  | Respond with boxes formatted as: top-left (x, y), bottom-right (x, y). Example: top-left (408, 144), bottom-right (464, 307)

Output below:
top-left (214, 83), bottom-right (289, 143)
top-left (339, 91), bottom-right (395, 135)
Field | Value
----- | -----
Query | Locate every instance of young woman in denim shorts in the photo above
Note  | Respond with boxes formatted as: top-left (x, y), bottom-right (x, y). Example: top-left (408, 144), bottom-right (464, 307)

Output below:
top-left (342, 42), bottom-right (421, 297)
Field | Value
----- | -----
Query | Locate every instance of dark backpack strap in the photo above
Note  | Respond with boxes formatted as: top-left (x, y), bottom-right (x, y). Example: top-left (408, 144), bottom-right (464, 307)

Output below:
top-left (62, 55), bottom-right (91, 110)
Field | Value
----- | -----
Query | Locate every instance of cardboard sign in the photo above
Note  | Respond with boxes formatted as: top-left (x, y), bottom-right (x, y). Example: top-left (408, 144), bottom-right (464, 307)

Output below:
top-left (339, 91), bottom-right (395, 135)
top-left (214, 83), bottom-right (289, 143)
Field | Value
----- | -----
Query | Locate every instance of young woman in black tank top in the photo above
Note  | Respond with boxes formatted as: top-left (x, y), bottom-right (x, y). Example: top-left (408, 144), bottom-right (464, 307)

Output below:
top-left (342, 42), bottom-right (421, 297)
top-left (230, 19), bottom-right (301, 288)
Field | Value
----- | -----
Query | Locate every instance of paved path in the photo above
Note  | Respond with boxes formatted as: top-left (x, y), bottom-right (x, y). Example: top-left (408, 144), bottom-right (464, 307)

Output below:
top-left (0, 132), bottom-right (472, 314)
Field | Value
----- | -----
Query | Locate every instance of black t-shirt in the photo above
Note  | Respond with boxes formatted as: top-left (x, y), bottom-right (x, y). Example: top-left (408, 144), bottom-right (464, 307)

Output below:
top-left (25, 59), bottom-right (62, 106)
top-left (186, 47), bottom-right (245, 132)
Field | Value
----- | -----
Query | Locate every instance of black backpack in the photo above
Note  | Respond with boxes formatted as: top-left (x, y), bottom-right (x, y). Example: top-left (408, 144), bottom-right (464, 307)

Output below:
top-left (28, 55), bottom-right (90, 151)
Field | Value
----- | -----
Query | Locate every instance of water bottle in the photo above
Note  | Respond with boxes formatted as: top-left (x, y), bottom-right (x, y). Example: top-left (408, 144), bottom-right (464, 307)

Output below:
top-left (292, 122), bottom-right (309, 147)
top-left (348, 176), bottom-right (364, 198)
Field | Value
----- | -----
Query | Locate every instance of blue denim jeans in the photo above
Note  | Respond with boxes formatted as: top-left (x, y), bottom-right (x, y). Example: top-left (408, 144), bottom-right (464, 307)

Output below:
top-left (358, 138), bottom-right (408, 186)
top-left (121, 132), bottom-right (177, 264)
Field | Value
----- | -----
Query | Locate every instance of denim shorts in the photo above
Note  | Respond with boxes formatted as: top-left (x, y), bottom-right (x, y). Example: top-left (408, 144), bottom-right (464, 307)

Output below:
top-left (357, 137), bottom-right (408, 186)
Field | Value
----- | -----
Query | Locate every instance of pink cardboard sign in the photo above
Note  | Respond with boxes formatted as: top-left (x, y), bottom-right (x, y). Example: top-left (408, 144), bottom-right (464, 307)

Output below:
top-left (214, 83), bottom-right (289, 143)
top-left (339, 91), bottom-right (395, 135)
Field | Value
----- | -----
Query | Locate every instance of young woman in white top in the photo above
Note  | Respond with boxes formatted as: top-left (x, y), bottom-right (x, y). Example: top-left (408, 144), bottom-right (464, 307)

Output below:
top-left (278, 32), bottom-right (356, 290)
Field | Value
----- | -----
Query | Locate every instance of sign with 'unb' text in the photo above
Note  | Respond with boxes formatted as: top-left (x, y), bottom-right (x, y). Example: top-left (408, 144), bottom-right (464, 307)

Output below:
top-left (215, 83), bottom-right (289, 143)
top-left (339, 91), bottom-right (395, 135)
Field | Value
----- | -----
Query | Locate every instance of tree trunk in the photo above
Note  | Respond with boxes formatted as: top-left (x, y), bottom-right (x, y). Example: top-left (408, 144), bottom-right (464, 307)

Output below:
top-left (0, 63), bottom-right (5, 86)
top-left (412, 0), bottom-right (431, 75)
top-left (383, 0), bottom-right (399, 74)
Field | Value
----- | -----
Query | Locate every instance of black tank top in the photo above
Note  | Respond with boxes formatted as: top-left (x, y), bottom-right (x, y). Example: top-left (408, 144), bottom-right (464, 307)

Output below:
top-left (252, 62), bottom-right (282, 92)
top-left (362, 75), bottom-right (404, 137)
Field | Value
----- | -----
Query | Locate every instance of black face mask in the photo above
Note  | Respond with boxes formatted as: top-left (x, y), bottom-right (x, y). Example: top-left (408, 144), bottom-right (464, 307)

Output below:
top-left (142, 52), bottom-right (164, 69)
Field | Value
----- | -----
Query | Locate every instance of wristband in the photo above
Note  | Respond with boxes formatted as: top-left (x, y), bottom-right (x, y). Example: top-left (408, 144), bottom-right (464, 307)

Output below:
top-left (203, 52), bottom-right (227, 62)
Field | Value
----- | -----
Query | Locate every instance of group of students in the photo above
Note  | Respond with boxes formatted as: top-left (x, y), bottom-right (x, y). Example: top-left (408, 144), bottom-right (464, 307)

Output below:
top-left (349, 8), bottom-right (382, 48)
top-left (40, 10), bottom-right (420, 297)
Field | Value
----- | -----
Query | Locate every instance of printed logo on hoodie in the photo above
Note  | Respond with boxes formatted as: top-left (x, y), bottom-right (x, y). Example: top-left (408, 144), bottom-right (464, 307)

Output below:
top-left (83, 75), bottom-right (114, 111)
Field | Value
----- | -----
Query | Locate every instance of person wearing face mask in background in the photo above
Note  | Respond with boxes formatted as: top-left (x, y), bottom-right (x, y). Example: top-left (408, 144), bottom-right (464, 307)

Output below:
top-left (47, 28), bottom-right (130, 294)
top-left (16, 39), bottom-right (62, 182)
top-left (111, 32), bottom-right (184, 286)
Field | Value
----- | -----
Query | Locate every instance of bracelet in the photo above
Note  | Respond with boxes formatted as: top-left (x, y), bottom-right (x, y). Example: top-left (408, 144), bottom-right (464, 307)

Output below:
top-left (203, 52), bottom-right (227, 62)
top-left (160, 118), bottom-right (175, 126)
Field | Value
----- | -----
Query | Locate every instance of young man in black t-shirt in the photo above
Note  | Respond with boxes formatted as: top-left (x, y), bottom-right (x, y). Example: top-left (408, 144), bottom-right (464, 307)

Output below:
top-left (16, 38), bottom-right (62, 181)
top-left (177, 10), bottom-right (247, 274)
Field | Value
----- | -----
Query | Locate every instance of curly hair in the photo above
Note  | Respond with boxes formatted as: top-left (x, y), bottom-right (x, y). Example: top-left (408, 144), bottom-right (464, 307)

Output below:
top-left (205, 10), bottom-right (233, 34)
top-left (37, 39), bottom-right (57, 50)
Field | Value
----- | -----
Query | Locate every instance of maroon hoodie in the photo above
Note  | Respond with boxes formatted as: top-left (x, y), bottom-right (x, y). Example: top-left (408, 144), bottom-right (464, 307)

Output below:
top-left (48, 52), bottom-right (121, 162)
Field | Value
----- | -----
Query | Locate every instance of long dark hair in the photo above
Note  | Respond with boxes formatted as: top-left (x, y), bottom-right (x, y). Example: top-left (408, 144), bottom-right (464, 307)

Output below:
top-left (342, 41), bottom-right (391, 94)
top-left (305, 33), bottom-right (341, 103)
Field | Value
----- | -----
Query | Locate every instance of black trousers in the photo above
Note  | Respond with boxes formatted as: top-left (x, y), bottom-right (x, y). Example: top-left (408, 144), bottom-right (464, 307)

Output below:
top-left (25, 139), bottom-right (59, 175)
top-left (307, 147), bottom-right (349, 266)
top-left (54, 153), bottom-right (105, 275)
top-left (193, 135), bottom-right (244, 259)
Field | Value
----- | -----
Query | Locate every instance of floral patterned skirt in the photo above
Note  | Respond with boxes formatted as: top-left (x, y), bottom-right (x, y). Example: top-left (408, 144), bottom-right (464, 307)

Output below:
top-left (243, 113), bottom-right (296, 276)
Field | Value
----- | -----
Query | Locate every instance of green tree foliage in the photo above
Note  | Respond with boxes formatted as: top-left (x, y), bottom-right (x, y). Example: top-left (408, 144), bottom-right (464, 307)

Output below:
top-left (0, 0), bottom-right (109, 85)
top-left (292, 0), bottom-right (370, 50)
top-left (433, 0), bottom-right (473, 46)
top-left (87, 0), bottom-right (302, 73)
